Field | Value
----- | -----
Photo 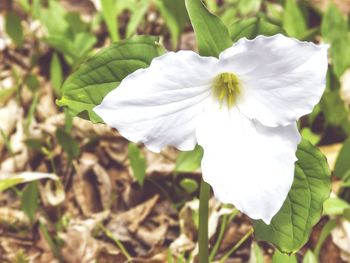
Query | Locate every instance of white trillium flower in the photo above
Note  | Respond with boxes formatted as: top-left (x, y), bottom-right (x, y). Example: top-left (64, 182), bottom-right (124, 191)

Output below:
top-left (94, 34), bottom-right (329, 224)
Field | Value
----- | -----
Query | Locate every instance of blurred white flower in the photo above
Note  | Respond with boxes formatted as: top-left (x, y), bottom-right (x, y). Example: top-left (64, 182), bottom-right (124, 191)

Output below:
top-left (94, 34), bottom-right (328, 224)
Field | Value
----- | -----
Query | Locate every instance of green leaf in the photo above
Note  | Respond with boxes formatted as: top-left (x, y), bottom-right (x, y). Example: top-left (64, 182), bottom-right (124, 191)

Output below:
top-left (157, 0), bottom-right (189, 48)
top-left (249, 242), bottom-right (264, 263)
top-left (25, 74), bottom-right (39, 92)
top-left (101, 0), bottom-right (119, 41)
top-left (282, 0), bottom-right (307, 38)
top-left (57, 35), bottom-right (163, 123)
top-left (334, 138), bottom-right (350, 180)
top-left (39, 222), bottom-right (62, 260)
top-left (185, 0), bottom-right (232, 57)
top-left (5, 11), bottom-right (24, 47)
top-left (180, 178), bottom-right (199, 194)
top-left (128, 143), bottom-right (146, 186)
top-left (301, 128), bottom-right (321, 145)
top-left (321, 5), bottom-right (350, 78)
top-left (50, 53), bottom-right (63, 96)
top-left (237, 0), bottom-right (262, 16)
top-left (266, 2), bottom-right (283, 21)
top-left (18, 0), bottom-right (30, 12)
top-left (323, 196), bottom-right (350, 216)
top-left (272, 250), bottom-right (297, 263)
top-left (40, 0), bottom-right (69, 36)
top-left (314, 219), bottom-right (337, 258)
top-left (175, 145), bottom-right (203, 173)
top-left (320, 90), bottom-right (349, 127)
top-left (0, 172), bottom-right (59, 192)
top-left (303, 250), bottom-right (318, 263)
top-left (229, 17), bottom-right (284, 42)
top-left (254, 139), bottom-right (331, 253)
top-left (21, 182), bottom-right (39, 222)
top-left (72, 32), bottom-right (97, 59)
top-left (321, 5), bottom-right (347, 43)
top-left (56, 128), bottom-right (80, 161)
top-left (25, 92), bottom-right (39, 134)
top-left (126, 0), bottom-right (151, 38)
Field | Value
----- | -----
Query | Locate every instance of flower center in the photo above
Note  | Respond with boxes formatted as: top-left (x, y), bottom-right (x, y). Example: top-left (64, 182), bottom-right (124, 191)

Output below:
top-left (213, 72), bottom-right (241, 108)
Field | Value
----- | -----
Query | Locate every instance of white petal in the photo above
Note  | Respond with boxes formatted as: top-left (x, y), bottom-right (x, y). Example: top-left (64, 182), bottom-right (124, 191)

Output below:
top-left (94, 51), bottom-right (218, 152)
top-left (218, 34), bottom-right (329, 127)
top-left (196, 102), bottom-right (301, 223)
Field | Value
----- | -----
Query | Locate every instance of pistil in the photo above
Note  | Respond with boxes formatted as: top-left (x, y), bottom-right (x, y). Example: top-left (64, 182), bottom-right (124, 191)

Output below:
top-left (213, 72), bottom-right (241, 108)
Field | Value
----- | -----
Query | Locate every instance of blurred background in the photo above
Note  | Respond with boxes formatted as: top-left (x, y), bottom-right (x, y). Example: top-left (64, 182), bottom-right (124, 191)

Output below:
top-left (1, 0), bottom-right (350, 262)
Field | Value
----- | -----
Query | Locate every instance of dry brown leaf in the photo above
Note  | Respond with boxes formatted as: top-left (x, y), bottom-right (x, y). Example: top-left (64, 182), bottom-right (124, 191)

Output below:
top-left (72, 160), bottom-right (103, 215)
top-left (59, 212), bottom-right (112, 263)
top-left (169, 233), bottom-right (195, 254)
top-left (331, 219), bottom-right (350, 262)
top-left (0, 99), bottom-right (21, 152)
top-left (107, 195), bottom-right (159, 246)
top-left (92, 163), bottom-right (113, 210)
top-left (0, 207), bottom-right (30, 227)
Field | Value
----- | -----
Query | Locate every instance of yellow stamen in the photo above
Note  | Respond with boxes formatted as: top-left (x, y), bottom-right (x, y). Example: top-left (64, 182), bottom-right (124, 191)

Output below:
top-left (213, 72), bottom-right (241, 108)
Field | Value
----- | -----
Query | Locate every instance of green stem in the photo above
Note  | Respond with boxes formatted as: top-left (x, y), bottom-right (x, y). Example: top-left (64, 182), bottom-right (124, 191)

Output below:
top-left (209, 209), bottom-right (239, 261)
top-left (100, 225), bottom-right (132, 261)
top-left (198, 179), bottom-right (210, 263)
top-left (219, 228), bottom-right (254, 263)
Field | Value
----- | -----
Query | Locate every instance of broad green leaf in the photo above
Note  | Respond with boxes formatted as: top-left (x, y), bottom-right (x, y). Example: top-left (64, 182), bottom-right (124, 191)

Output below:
top-left (57, 36), bottom-right (163, 123)
top-left (303, 251), bottom-right (319, 263)
top-left (185, 0), bottom-right (232, 57)
top-left (128, 143), bottom-right (146, 186)
top-left (21, 182), bottom-right (39, 222)
top-left (229, 17), bottom-right (284, 42)
top-left (157, 0), bottom-right (189, 48)
top-left (0, 172), bottom-right (58, 192)
top-left (101, 0), bottom-right (119, 41)
top-left (321, 5), bottom-right (350, 77)
top-left (249, 242), bottom-right (264, 263)
top-left (334, 138), bottom-right (350, 180)
top-left (254, 139), bottom-right (331, 253)
top-left (56, 128), bottom-right (80, 161)
top-left (282, 0), bottom-right (307, 38)
top-left (5, 12), bottom-right (24, 47)
top-left (50, 53), bottom-right (63, 96)
top-left (180, 178), bottom-right (199, 194)
top-left (272, 250), bottom-right (297, 263)
top-left (175, 145), bottom-right (203, 172)
top-left (323, 196), bottom-right (350, 216)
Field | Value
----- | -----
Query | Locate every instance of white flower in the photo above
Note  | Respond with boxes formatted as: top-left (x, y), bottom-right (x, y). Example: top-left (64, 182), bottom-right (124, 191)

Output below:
top-left (94, 34), bottom-right (328, 224)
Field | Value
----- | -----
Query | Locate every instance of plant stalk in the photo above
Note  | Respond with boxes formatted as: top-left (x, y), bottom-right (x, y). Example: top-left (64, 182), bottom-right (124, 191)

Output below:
top-left (199, 178), bottom-right (210, 263)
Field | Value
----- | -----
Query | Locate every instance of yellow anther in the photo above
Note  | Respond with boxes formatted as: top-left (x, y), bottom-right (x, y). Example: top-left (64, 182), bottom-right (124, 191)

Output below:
top-left (213, 72), bottom-right (241, 108)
